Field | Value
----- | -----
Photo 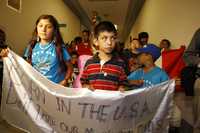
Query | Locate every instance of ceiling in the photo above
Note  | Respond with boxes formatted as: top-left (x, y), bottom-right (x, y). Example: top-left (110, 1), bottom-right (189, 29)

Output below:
top-left (78, 0), bottom-right (129, 40)
top-left (63, 0), bottom-right (145, 41)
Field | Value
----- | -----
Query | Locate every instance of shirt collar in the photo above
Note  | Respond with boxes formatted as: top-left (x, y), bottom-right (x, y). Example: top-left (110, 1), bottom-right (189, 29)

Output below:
top-left (93, 52), bottom-right (119, 63)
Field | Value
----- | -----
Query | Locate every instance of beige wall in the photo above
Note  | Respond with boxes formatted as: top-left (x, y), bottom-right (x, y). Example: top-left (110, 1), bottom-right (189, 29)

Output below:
top-left (126, 0), bottom-right (200, 48)
top-left (0, 0), bottom-right (81, 55)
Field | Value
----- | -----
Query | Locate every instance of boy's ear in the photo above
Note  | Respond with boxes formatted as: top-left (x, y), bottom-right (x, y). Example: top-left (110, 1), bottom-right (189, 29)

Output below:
top-left (93, 38), bottom-right (98, 47)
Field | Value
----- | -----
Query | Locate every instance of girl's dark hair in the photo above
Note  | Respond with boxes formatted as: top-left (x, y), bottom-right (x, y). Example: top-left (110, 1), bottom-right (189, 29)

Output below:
top-left (28, 14), bottom-right (66, 72)
top-left (94, 21), bottom-right (117, 38)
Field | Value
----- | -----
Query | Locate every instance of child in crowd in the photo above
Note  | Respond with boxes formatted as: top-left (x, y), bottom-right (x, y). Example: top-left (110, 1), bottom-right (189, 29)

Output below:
top-left (74, 36), bottom-right (82, 45)
top-left (115, 41), bottom-right (129, 75)
top-left (67, 52), bottom-right (79, 87)
top-left (76, 30), bottom-right (93, 56)
top-left (127, 38), bottom-right (142, 72)
top-left (81, 21), bottom-right (127, 91)
top-left (71, 52), bottom-right (79, 75)
top-left (138, 32), bottom-right (149, 46)
top-left (156, 39), bottom-right (172, 67)
top-left (121, 38), bottom-right (142, 75)
top-left (159, 39), bottom-right (171, 51)
top-left (128, 44), bottom-right (169, 88)
top-left (67, 40), bottom-right (76, 54)
top-left (23, 14), bottom-right (73, 86)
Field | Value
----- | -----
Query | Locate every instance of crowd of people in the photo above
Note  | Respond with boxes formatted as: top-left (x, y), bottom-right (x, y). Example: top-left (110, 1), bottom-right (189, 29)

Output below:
top-left (0, 14), bottom-right (173, 91)
top-left (64, 29), bottom-right (172, 91)
top-left (1, 14), bottom-right (199, 132)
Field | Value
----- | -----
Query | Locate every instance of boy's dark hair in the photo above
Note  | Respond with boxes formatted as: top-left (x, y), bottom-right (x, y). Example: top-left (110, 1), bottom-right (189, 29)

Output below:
top-left (138, 32), bottom-right (149, 40)
top-left (82, 29), bottom-right (90, 36)
top-left (74, 36), bottom-right (82, 44)
top-left (71, 51), bottom-right (78, 56)
top-left (94, 21), bottom-right (117, 38)
top-left (161, 39), bottom-right (171, 48)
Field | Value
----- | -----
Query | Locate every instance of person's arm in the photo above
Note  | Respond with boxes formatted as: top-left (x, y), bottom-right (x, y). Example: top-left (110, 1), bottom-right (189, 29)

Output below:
top-left (128, 80), bottom-right (144, 86)
top-left (127, 69), bottom-right (144, 87)
top-left (160, 71), bottom-right (169, 82)
top-left (183, 28), bottom-right (200, 66)
top-left (82, 83), bottom-right (95, 91)
top-left (58, 47), bottom-right (73, 86)
top-left (23, 45), bottom-right (32, 64)
top-left (59, 61), bottom-right (73, 86)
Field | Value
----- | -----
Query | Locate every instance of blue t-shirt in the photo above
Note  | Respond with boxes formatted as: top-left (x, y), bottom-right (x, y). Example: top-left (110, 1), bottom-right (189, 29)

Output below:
top-left (128, 66), bottom-right (169, 88)
top-left (24, 41), bottom-right (71, 83)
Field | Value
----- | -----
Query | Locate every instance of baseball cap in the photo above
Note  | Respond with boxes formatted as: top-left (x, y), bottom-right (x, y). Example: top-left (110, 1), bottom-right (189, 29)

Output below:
top-left (137, 44), bottom-right (161, 61)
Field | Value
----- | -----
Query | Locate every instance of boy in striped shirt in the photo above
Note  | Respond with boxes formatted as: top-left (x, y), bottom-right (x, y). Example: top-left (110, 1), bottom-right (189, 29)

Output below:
top-left (81, 21), bottom-right (127, 91)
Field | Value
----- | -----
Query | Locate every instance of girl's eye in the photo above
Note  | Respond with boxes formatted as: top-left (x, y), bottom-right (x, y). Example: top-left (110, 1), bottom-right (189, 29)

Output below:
top-left (46, 25), bottom-right (53, 29)
top-left (38, 24), bottom-right (43, 28)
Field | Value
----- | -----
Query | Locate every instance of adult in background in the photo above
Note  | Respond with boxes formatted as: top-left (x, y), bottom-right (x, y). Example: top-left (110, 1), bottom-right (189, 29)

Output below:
top-left (183, 28), bottom-right (200, 132)
top-left (159, 39), bottom-right (171, 51)
top-left (138, 32), bottom-right (149, 46)
top-left (76, 30), bottom-right (93, 56)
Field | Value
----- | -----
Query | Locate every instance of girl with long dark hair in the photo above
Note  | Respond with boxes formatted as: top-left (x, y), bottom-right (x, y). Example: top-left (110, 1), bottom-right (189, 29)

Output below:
top-left (24, 14), bottom-right (72, 86)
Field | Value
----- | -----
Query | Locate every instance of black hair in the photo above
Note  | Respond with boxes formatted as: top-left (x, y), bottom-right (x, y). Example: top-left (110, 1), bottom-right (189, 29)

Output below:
top-left (161, 39), bottom-right (171, 48)
top-left (94, 21), bottom-right (117, 38)
top-left (74, 36), bottom-right (82, 44)
top-left (0, 29), bottom-right (6, 42)
top-left (70, 40), bottom-right (74, 45)
top-left (0, 29), bottom-right (7, 49)
top-left (71, 51), bottom-right (78, 56)
top-left (138, 32), bottom-right (149, 40)
top-left (82, 29), bottom-right (90, 36)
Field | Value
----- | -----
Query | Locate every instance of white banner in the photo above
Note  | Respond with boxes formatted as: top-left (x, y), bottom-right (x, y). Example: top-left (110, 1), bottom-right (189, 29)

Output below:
top-left (1, 50), bottom-right (175, 133)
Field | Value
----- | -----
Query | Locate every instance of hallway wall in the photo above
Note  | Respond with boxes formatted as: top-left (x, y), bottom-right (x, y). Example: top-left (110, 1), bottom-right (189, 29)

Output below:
top-left (127, 0), bottom-right (200, 48)
top-left (0, 0), bottom-right (81, 55)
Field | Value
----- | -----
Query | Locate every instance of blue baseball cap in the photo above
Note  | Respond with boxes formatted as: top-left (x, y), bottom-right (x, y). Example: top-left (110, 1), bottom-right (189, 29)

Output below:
top-left (137, 44), bottom-right (161, 61)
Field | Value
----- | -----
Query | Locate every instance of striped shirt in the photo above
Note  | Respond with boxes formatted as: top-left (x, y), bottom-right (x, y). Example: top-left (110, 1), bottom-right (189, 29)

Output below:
top-left (81, 53), bottom-right (127, 91)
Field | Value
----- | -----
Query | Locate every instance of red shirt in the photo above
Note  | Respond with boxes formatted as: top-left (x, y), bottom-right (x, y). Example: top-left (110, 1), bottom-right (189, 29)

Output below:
top-left (77, 42), bottom-right (93, 56)
top-left (81, 54), bottom-right (127, 91)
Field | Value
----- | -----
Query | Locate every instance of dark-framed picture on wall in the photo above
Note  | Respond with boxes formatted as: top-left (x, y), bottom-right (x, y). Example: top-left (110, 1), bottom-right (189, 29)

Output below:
top-left (7, 0), bottom-right (22, 13)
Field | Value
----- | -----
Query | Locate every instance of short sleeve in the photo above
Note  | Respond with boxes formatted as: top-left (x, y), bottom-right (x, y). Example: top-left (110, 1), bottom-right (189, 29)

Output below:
top-left (127, 69), bottom-right (142, 80)
top-left (160, 71), bottom-right (169, 82)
